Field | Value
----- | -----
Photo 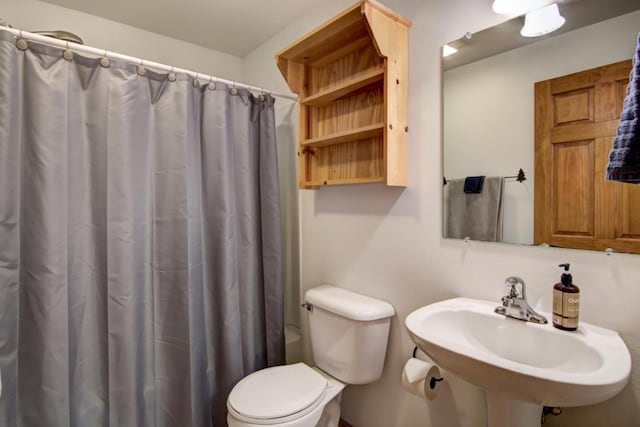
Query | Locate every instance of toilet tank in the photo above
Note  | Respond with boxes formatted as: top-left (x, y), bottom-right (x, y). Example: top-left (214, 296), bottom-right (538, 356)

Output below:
top-left (304, 285), bottom-right (395, 384)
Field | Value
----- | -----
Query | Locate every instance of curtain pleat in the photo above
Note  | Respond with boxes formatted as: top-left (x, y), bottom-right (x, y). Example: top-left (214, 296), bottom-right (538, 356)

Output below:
top-left (0, 29), bottom-right (284, 427)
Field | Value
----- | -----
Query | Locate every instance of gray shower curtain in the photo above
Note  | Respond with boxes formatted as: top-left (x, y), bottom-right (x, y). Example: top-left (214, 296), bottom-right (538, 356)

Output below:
top-left (0, 30), bottom-right (284, 427)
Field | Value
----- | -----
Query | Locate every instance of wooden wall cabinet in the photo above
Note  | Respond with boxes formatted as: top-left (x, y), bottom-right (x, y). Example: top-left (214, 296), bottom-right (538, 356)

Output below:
top-left (275, 0), bottom-right (411, 189)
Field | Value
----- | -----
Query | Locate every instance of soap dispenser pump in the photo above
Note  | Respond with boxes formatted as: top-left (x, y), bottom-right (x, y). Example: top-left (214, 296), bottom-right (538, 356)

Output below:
top-left (552, 263), bottom-right (580, 331)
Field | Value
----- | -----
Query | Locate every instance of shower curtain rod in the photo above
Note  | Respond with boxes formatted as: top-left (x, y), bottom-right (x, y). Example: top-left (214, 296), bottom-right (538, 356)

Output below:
top-left (1, 26), bottom-right (298, 101)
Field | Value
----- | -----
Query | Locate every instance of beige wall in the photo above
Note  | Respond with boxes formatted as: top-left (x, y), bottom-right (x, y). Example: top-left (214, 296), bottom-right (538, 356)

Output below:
top-left (444, 10), bottom-right (640, 245)
top-left (245, 1), bottom-right (640, 426)
top-left (1, 0), bottom-right (243, 80)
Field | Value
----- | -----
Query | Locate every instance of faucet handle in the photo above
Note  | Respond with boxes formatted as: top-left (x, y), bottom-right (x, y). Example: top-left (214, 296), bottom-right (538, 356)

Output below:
top-left (504, 276), bottom-right (526, 299)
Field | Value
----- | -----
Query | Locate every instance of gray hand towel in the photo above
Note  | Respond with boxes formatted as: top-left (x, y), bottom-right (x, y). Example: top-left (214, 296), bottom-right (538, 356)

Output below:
top-left (446, 176), bottom-right (504, 242)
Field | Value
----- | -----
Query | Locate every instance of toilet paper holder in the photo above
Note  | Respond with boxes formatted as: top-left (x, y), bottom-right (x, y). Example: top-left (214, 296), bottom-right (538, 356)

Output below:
top-left (412, 346), bottom-right (444, 390)
top-left (402, 347), bottom-right (445, 400)
top-left (430, 376), bottom-right (444, 390)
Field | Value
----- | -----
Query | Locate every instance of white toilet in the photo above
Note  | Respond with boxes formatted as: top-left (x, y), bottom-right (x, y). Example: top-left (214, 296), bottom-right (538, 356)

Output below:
top-left (227, 284), bottom-right (395, 427)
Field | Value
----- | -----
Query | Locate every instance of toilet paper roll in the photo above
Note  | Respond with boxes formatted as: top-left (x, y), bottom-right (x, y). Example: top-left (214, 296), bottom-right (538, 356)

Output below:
top-left (401, 358), bottom-right (442, 400)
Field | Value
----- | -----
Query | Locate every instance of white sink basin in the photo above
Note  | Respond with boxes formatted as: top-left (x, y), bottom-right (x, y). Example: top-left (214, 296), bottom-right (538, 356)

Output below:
top-left (405, 297), bottom-right (631, 408)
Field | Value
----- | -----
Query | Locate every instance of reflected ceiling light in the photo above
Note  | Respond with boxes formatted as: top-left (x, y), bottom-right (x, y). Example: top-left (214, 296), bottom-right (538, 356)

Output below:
top-left (521, 3), bottom-right (566, 37)
top-left (492, 0), bottom-right (547, 15)
top-left (442, 44), bottom-right (458, 57)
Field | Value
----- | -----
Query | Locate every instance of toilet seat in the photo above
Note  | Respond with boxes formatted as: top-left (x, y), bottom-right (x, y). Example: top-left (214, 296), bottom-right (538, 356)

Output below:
top-left (227, 363), bottom-right (328, 425)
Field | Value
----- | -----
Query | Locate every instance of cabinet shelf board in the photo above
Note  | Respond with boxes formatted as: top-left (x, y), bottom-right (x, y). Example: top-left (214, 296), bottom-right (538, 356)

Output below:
top-left (302, 123), bottom-right (385, 148)
top-left (301, 68), bottom-right (384, 107)
top-left (301, 176), bottom-right (385, 187)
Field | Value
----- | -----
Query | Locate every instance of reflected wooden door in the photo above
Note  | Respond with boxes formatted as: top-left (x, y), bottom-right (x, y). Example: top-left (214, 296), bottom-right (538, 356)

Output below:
top-left (534, 60), bottom-right (640, 254)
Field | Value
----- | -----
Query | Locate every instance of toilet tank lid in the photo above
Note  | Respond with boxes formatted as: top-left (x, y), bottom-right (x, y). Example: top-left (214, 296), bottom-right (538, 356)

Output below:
top-left (305, 285), bottom-right (395, 321)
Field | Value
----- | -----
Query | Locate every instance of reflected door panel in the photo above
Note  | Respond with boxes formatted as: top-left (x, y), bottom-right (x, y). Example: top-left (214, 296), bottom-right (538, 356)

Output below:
top-left (552, 139), bottom-right (594, 237)
top-left (535, 60), bottom-right (640, 254)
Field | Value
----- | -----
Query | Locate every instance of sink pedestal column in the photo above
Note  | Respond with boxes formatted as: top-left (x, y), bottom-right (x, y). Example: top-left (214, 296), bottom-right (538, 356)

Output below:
top-left (486, 391), bottom-right (542, 427)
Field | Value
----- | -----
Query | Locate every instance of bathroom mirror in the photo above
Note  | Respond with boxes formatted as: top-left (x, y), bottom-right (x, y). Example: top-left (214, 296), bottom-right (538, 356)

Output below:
top-left (442, 0), bottom-right (640, 253)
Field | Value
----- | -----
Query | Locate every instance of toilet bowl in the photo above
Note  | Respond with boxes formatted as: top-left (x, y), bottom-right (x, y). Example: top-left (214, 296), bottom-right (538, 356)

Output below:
top-left (227, 363), bottom-right (344, 427)
top-left (227, 285), bottom-right (394, 427)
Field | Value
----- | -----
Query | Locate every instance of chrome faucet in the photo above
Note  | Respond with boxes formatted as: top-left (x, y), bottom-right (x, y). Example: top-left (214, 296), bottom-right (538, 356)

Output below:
top-left (495, 276), bottom-right (548, 324)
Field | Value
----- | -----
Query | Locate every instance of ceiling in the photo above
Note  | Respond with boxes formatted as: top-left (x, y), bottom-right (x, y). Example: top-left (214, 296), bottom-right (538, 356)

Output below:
top-left (41, 0), bottom-right (640, 61)
top-left (40, 0), bottom-right (324, 57)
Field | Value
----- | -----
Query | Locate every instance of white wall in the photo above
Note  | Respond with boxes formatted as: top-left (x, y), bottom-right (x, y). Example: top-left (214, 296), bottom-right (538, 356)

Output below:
top-left (244, 1), bottom-right (640, 426)
top-left (1, 0), bottom-right (243, 80)
top-left (444, 11), bottom-right (640, 245)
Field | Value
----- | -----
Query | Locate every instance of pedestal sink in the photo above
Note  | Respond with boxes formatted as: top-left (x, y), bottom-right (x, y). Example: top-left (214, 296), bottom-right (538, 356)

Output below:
top-left (405, 298), bottom-right (631, 427)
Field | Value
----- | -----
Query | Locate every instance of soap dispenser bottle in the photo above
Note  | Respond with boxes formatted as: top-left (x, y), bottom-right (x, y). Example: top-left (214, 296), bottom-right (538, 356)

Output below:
top-left (552, 263), bottom-right (580, 331)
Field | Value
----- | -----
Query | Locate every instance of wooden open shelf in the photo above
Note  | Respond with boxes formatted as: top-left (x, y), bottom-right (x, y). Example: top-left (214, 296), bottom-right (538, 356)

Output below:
top-left (275, 0), bottom-right (410, 189)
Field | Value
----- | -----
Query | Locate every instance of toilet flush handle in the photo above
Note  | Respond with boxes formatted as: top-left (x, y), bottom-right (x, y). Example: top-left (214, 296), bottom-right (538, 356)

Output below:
top-left (301, 302), bottom-right (313, 312)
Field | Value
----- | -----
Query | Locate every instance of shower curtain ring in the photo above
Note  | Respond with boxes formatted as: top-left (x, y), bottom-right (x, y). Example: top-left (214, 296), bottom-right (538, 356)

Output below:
top-left (63, 41), bottom-right (74, 60)
top-left (16, 30), bottom-right (28, 51)
top-left (100, 50), bottom-right (110, 68)
top-left (168, 66), bottom-right (176, 82)
top-left (137, 58), bottom-right (146, 76)
top-left (230, 81), bottom-right (238, 95)
top-left (192, 73), bottom-right (199, 88)
top-left (208, 75), bottom-right (216, 91)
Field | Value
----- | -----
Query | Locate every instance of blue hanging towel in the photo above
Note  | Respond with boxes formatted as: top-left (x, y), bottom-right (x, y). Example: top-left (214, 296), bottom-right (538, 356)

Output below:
top-left (606, 32), bottom-right (640, 184)
top-left (463, 176), bottom-right (485, 193)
